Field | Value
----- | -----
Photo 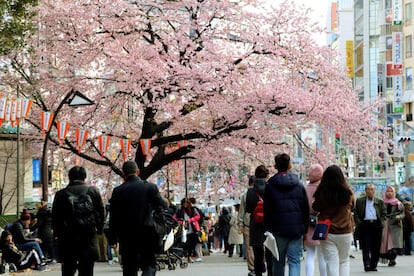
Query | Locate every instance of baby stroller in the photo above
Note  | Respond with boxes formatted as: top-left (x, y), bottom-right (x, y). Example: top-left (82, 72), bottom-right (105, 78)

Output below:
top-left (155, 221), bottom-right (188, 270)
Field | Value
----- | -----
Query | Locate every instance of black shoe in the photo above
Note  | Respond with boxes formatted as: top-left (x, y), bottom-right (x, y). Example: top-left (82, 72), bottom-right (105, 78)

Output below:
top-left (388, 260), bottom-right (396, 267)
top-left (35, 264), bottom-right (50, 271)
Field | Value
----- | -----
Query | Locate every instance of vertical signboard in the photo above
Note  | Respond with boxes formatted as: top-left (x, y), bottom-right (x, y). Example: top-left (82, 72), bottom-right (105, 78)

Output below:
top-left (393, 0), bottom-right (402, 25)
top-left (32, 159), bottom-right (41, 183)
top-left (393, 32), bottom-right (403, 112)
top-left (394, 75), bottom-right (403, 112)
top-left (346, 40), bottom-right (354, 78)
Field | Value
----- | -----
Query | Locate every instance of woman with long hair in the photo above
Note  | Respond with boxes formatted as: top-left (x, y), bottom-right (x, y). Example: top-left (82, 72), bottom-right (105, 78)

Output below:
top-left (312, 165), bottom-right (355, 276)
top-left (174, 198), bottom-right (201, 263)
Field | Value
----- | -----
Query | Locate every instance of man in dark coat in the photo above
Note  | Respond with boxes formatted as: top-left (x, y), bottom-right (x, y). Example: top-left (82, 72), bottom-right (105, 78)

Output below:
top-left (354, 184), bottom-right (386, 271)
top-left (52, 166), bottom-right (105, 276)
top-left (263, 153), bottom-right (309, 276)
top-left (107, 161), bottom-right (165, 276)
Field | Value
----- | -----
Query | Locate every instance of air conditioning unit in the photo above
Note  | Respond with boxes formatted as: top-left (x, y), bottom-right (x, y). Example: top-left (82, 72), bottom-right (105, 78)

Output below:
top-left (407, 113), bottom-right (413, 121)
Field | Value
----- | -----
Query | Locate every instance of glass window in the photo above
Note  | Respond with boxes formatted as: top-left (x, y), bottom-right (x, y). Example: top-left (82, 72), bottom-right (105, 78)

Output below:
top-left (386, 77), bottom-right (393, 89)
top-left (406, 3), bottom-right (412, 26)
top-left (407, 67), bottom-right (413, 90)
top-left (406, 35), bottom-right (412, 58)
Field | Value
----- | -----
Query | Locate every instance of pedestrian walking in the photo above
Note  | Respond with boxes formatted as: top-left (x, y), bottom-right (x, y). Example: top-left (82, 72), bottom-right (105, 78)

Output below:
top-left (228, 204), bottom-right (243, 258)
top-left (246, 165), bottom-right (270, 276)
top-left (304, 164), bottom-right (326, 276)
top-left (174, 198), bottom-right (202, 263)
top-left (353, 183), bottom-right (386, 272)
top-left (264, 153), bottom-right (309, 276)
top-left (107, 161), bottom-right (166, 276)
top-left (52, 165), bottom-right (105, 276)
top-left (237, 175), bottom-right (255, 276)
top-left (402, 200), bottom-right (413, 255)
top-left (313, 165), bottom-right (355, 276)
top-left (379, 185), bottom-right (404, 267)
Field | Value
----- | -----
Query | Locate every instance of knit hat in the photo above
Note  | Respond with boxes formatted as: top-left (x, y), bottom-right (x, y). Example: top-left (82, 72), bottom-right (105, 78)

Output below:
top-left (20, 212), bottom-right (31, 221)
top-left (308, 164), bottom-right (323, 183)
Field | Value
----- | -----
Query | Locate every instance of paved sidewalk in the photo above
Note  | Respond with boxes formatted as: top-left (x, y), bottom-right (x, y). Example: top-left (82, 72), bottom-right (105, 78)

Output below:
top-left (11, 248), bottom-right (414, 275)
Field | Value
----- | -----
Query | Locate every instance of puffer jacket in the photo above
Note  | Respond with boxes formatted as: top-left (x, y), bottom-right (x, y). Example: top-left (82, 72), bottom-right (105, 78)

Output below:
top-left (264, 172), bottom-right (309, 239)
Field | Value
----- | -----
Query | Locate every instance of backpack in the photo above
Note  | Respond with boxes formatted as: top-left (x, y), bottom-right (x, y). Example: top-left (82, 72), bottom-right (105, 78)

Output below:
top-left (65, 186), bottom-right (96, 230)
top-left (252, 192), bottom-right (264, 224)
top-left (195, 207), bottom-right (205, 226)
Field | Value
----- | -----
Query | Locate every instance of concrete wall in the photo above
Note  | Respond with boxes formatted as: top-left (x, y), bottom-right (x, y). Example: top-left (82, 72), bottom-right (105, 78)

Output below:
top-left (0, 138), bottom-right (33, 215)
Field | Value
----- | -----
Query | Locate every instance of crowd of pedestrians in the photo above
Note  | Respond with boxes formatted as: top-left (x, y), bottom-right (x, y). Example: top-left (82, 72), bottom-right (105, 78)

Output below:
top-left (2, 157), bottom-right (414, 276)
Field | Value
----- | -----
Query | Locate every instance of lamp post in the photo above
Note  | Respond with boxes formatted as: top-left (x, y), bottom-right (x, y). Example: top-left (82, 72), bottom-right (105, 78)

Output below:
top-left (41, 89), bottom-right (94, 202)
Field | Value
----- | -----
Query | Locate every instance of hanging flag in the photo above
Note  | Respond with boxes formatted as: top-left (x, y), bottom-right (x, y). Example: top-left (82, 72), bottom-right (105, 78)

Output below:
top-left (10, 99), bottom-right (17, 128)
top-left (97, 135), bottom-right (111, 158)
top-left (5, 100), bottom-right (12, 123)
top-left (76, 128), bottom-right (89, 153)
top-left (0, 97), bottom-right (7, 126)
top-left (56, 121), bottom-right (70, 146)
top-left (120, 138), bottom-right (131, 161)
top-left (40, 111), bottom-right (54, 136)
top-left (19, 98), bottom-right (32, 120)
top-left (140, 139), bottom-right (151, 159)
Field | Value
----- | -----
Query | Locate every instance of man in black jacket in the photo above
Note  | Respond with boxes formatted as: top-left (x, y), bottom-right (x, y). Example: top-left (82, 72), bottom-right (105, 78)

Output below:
top-left (52, 166), bottom-right (105, 276)
top-left (354, 184), bottom-right (386, 272)
top-left (263, 153), bottom-right (309, 276)
top-left (107, 161), bottom-right (165, 276)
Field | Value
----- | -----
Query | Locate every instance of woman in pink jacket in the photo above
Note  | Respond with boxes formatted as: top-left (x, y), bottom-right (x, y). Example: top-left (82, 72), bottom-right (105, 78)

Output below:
top-left (304, 164), bottom-right (327, 276)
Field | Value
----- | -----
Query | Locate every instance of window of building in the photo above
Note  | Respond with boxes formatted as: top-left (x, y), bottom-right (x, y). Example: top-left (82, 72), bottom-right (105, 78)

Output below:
top-left (406, 3), bottom-right (412, 26)
top-left (406, 35), bottom-right (412, 58)
top-left (386, 77), bottom-right (393, 89)
top-left (407, 67), bottom-right (413, 90)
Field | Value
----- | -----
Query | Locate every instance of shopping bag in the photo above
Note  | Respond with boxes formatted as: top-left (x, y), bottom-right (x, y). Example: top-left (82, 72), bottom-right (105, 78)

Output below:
top-left (312, 219), bottom-right (331, 240)
top-left (264, 231), bottom-right (279, 260)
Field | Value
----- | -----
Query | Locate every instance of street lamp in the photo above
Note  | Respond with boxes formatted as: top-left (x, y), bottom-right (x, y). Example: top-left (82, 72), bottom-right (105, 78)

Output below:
top-left (41, 89), bottom-right (94, 202)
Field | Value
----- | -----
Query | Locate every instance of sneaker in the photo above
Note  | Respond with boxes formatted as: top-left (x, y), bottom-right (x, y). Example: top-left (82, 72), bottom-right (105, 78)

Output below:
top-left (248, 271), bottom-right (256, 276)
top-left (9, 263), bottom-right (17, 272)
top-left (195, 258), bottom-right (203, 262)
top-left (108, 260), bottom-right (114, 265)
top-left (49, 259), bottom-right (57, 265)
top-left (35, 264), bottom-right (50, 271)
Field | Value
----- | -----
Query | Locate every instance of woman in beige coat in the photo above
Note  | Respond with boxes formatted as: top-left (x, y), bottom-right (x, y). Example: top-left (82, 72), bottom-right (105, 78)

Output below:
top-left (304, 164), bottom-right (327, 276)
top-left (228, 205), bottom-right (244, 257)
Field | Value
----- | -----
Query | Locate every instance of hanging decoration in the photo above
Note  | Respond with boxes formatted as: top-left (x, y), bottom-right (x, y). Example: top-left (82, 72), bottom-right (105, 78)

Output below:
top-left (97, 135), bottom-right (111, 158)
top-left (76, 128), bottom-right (89, 153)
top-left (120, 138), bottom-right (131, 161)
top-left (0, 97), bottom-right (7, 126)
top-left (178, 140), bottom-right (188, 148)
top-left (41, 111), bottom-right (54, 136)
top-left (56, 121), bottom-right (70, 146)
top-left (19, 98), bottom-right (33, 121)
top-left (140, 139), bottom-right (151, 160)
top-left (5, 100), bottom-right (12, 124)
top-left (10, 99), bottom-right (17, 128)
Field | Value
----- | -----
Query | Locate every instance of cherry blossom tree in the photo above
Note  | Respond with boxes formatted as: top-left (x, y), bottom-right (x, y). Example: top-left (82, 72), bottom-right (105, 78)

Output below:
top-left (1, 0), bottom-right (386, 194)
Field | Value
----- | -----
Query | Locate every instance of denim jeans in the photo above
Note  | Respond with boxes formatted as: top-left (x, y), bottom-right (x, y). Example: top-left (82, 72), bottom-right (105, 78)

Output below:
top-left (272, 235), bottom-right (303, 276)
top-left (16, 241), bottom-right (45, 258)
